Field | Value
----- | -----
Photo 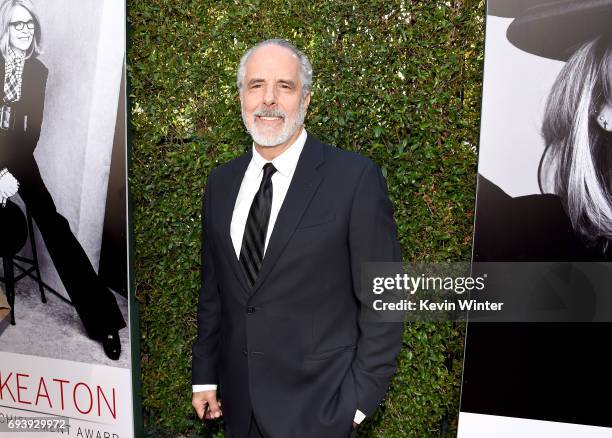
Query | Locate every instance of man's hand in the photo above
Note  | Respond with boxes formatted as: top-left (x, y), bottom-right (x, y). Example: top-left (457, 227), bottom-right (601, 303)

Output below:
top-left (0, 170), bottom-right (19, 206)
top-left (353, 421), bottom-right (357, 429)
top-left (192, 390), bottom-right (222, 420)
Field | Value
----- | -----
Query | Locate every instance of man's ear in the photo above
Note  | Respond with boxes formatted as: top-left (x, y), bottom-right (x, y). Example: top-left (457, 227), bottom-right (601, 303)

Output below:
top-left (303, 92), bottom-right (311, 111)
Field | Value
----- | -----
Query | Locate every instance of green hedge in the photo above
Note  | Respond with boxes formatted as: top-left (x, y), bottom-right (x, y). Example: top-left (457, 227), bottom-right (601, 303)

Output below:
top-left (129, 1), bottom-right (484, 436)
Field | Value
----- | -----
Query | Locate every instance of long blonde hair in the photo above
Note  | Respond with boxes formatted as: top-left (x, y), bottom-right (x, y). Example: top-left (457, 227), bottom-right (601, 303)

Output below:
top-left (540, 36), bottom-right (612, 249)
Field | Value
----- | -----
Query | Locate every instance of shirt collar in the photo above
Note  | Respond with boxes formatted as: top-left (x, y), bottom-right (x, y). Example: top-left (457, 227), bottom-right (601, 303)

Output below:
top-left (7, 47), bottom-right (25, 64)
top-left (251, 128), bottom-right (307, 178)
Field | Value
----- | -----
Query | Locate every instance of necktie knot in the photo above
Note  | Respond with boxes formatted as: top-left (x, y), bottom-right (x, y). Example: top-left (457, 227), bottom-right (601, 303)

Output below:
top-left (262, 162), bottom-right (276, 181)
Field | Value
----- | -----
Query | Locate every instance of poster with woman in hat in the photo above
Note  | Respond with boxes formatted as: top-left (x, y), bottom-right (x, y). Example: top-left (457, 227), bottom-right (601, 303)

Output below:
top-left (459, 0), bottom-right (612, 436)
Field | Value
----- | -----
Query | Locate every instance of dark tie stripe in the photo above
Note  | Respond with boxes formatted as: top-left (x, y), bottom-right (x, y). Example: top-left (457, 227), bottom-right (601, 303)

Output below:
top-left (240, 163), bottom-right (276, 288)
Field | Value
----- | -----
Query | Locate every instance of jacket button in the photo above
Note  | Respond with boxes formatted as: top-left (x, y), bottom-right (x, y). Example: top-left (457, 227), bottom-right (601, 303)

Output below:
top-left (247, 306), bottom-right (256, 314)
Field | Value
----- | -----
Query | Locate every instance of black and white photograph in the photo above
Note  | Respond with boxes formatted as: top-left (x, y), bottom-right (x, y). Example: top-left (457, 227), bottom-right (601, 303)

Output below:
top-left (0, 0), bottom-right (130, 368)
top-left (460, 0), bottom-right (612, 435)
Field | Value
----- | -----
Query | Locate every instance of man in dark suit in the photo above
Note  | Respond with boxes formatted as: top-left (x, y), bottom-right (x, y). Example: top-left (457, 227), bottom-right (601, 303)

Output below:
top-left (192, 39), bottom-right (403, 438)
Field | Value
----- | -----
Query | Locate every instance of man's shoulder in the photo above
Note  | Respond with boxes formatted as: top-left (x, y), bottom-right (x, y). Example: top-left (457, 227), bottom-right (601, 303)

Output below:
top-left (313, 136), bottom-right (380, 175)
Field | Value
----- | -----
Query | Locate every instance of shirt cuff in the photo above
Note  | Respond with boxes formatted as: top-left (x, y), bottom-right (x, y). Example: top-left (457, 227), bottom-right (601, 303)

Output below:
top-left (353, 409), bottom-right (366, 424)
top-left (192, 384), bottom-right (218, 392)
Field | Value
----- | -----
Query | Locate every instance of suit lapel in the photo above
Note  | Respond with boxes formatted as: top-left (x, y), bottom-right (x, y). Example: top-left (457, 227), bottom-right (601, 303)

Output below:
top-left (250, 136), bottom-right (325, 295)
top-left (218, 152), bottom-right (252, 294)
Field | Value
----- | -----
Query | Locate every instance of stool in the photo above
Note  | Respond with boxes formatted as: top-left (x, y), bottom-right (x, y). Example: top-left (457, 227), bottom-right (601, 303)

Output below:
top-left (1, 205), bottom-right (50, 325)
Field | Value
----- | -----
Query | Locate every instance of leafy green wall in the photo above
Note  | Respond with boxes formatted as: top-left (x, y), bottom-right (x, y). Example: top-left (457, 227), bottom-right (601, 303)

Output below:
top-left (129, 1), bottom-right (484, 436)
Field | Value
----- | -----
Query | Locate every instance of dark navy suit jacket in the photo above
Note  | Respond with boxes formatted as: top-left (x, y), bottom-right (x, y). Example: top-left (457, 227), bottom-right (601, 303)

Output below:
top-left (193, 135), bottom-right (403, 438)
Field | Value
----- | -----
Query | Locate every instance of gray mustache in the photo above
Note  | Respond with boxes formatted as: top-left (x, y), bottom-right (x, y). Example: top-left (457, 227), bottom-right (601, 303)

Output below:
top-left (254, 109), bottom-right (286, 118)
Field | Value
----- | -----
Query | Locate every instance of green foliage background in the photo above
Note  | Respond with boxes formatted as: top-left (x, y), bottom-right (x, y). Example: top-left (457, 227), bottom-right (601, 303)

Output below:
top-left (129, 1), bottom-right (485, 436)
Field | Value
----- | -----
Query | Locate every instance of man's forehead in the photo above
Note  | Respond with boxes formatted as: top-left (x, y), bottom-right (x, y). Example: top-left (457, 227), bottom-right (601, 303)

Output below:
top-left (245, 44), bottom-right (300, 78)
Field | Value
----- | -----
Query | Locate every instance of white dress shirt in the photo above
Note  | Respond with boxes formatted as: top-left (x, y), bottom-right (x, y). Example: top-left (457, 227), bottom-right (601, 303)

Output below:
top-left (229, 128), bottom-right (307, 258)
top-left (193, 128), bottom-right (366, 424)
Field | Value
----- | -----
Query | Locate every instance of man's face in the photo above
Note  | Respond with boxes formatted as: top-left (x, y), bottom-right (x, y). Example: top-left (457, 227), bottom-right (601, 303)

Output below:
top-left (240, 44), bottom-right (310, 148)
top-left (9, 6), bottom-right (34, 53)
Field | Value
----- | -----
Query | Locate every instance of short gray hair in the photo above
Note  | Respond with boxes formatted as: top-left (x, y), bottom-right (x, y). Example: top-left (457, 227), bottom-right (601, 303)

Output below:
top-left (236, 39), bottom-right (313, 96)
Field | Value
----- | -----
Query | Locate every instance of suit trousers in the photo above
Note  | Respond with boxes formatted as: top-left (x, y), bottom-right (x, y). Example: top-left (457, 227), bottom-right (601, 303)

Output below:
top-left (239, 413), bottom-right (356, 438)
top-left (8, 153), bottom-right (126, 338)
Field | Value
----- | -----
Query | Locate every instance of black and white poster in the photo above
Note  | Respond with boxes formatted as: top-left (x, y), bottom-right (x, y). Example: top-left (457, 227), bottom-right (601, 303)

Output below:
top-left (459, 0), bottom-right (612, 436)
top-left (0, 0), bottom-right (135, 436)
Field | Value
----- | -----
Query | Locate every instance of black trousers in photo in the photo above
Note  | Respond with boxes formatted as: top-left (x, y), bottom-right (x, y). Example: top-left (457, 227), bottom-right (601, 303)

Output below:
top-left (10, 154), bottom-right (126, 339)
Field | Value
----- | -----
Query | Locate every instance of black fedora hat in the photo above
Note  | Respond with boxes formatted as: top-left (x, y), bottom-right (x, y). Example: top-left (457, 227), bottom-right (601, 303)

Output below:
top-left (505, 0), bottom-right (612, 61)
top-left (0, 200), bottom-right (27, 257)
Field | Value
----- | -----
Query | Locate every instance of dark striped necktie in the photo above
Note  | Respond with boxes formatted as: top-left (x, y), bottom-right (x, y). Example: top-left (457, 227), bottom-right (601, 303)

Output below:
top-left (240, 162), bottom-right (277, 288)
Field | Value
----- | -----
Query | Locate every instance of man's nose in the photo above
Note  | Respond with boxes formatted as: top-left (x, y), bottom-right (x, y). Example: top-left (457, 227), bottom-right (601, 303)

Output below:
top-left (263, 84), bottom-right (277, 106)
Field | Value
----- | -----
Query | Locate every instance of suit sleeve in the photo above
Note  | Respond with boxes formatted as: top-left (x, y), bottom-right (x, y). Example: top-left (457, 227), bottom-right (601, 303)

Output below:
top-left (192, 172), bottom-right (222, 385)
top-left (348, 160), bottom-right (403, 417)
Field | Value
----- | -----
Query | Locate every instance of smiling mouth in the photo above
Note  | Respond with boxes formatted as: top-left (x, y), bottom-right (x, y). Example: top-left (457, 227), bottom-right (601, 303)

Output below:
top-left (256, 116), bottom-right (283, 122)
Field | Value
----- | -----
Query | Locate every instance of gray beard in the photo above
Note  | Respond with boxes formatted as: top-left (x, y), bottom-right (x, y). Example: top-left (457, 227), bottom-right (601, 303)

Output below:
top-left (242, 101), bottom-right (307, 147)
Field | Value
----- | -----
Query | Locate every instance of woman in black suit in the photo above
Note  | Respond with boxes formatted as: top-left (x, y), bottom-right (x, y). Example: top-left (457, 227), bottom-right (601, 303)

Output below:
top-left (0, 0), bottom-right (125, 360)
